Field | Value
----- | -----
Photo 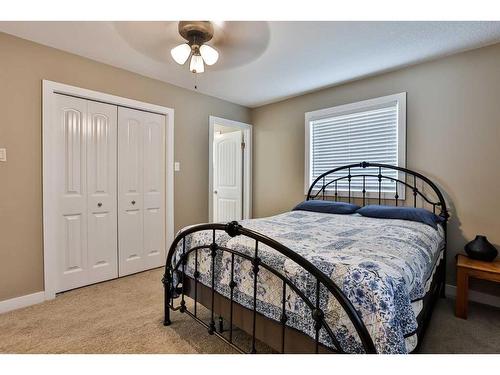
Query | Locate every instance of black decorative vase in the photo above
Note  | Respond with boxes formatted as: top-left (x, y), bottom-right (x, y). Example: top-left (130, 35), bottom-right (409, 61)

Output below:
top-left (464, 235), bottom-right (498, 262)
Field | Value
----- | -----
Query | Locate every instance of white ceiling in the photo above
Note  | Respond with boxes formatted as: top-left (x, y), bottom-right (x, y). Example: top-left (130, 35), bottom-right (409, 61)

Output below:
top-left (1, 21), bottom-right (500, 107)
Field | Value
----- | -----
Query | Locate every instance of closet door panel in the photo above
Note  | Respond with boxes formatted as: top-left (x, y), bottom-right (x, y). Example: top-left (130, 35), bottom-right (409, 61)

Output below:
top-left (143, 114), bottom-right (166, 269)
top-left (87, 101), bottom-right (118, 284)
top-left (54, 94), bottom-right (89, 292)
top-left (118, 107), bottom-right (145, 276)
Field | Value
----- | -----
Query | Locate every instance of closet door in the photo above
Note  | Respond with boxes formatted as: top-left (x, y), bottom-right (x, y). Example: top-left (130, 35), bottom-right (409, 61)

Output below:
top-left (118, 107), bottom-right (145, 276)
top-left (53, 95), bottom-right (119, 292)
top-left (54, 94), bottom-right (89, 292)
top-left (86, 101), bottom-right (118, 284)
top-left (142, 112), bottom-right (166, 270)
top-left (118, 107), bottom-right (166, 276)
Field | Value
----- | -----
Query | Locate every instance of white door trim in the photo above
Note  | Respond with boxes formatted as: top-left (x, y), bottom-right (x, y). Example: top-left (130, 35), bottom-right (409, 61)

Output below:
top-left (208, 116), bottom-right (252, 222)
top-left (42, 80), bottom-right (174, 300)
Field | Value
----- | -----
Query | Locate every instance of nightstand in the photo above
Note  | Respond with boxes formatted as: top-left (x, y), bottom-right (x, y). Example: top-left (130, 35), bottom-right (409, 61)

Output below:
top-left (455, 254), bottom-right (500, 319)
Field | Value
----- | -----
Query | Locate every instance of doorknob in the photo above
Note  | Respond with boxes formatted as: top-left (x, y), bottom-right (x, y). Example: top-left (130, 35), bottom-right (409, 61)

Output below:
top-left (97, 202), bottom-right (102, 207)
top-left (214, 190), bottom-right (218, 194)
top-left (131, 200), bottom-right (136, 205)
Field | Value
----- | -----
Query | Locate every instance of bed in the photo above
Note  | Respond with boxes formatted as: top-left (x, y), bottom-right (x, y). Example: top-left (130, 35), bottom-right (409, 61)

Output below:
top-left (162, 162), bottom-right (449, 354)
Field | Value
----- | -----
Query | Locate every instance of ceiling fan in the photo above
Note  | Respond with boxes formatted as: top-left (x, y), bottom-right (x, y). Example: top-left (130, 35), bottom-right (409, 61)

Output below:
top-left (170, 21), bottom-right (219, 73)
top-left (113, 21), bottom-right (270, 75)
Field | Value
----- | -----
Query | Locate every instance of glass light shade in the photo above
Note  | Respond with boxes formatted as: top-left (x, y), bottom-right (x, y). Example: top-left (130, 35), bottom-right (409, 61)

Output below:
top-left (189, 54), bottom-right (205, 73)
top-left (170, 43), bottom-right (191, 65)
top-left (199, 44), bottom-right (219, 65)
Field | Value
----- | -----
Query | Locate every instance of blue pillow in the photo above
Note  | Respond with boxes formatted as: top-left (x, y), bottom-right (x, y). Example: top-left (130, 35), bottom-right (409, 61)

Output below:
top-left (292, 200), bottom-right (360, 215)
top-left (356, 205), bottom-right (445, 229)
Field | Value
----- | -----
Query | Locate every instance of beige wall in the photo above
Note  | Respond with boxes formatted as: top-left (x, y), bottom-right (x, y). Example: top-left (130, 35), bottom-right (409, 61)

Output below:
top-left (251, 42), bottom-right (500, 292)
top-left (0, 33), bottom-right (251, 302)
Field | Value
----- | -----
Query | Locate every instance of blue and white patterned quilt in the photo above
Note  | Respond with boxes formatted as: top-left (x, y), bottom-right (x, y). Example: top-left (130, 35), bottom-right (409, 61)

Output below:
top-left (173, 211), bottom-right (444, 353)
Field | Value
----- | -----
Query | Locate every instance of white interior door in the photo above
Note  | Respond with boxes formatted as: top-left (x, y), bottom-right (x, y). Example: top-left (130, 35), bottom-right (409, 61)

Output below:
top-left (53, 94), bottom-right (118, 292)
top-left (213, 131), bottom-right (243, 222)
top-left (118, 107), bottom-right (166, 276)
top-left (54, 94), bottom-right (88, 292)
top-left (142, 112), bottom-right (166, 270)
top-left (118, 107), bottom-right (144, 276)
top-left (86, 101), bottom-right (118, 284)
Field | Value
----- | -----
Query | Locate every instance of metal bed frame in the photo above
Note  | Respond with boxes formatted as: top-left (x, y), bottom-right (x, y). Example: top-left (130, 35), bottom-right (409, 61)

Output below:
top-left (162, 162), bottom-right (449, 353)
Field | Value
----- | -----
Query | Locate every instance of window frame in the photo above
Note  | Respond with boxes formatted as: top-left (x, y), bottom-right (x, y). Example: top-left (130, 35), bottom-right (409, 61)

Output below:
top-left (304, 92), bottom-right (407, 198)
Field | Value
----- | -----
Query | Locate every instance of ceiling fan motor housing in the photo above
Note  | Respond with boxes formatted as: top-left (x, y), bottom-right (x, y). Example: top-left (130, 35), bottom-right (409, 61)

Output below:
top-left (178, 21), bottom-right (214, 48)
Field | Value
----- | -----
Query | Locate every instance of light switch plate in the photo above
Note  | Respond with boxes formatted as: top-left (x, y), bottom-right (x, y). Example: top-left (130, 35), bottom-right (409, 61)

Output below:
top-left (174, 162), bottom-right (180, 172)
top-left (0, 148), bottom-right (6, 162)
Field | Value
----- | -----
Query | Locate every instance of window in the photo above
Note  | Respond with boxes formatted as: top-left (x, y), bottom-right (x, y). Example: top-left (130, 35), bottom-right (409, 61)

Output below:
top-left (304, 93), bottom-right (406, 198)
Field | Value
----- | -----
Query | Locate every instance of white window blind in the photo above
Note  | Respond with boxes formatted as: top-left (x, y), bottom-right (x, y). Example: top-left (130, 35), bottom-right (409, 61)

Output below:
top-left (305, 93), bottom-right (406, 196)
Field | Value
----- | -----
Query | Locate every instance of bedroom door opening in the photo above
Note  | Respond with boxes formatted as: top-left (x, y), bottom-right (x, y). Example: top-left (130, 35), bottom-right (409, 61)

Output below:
top-left (209, 116), bottom-right (252, 223)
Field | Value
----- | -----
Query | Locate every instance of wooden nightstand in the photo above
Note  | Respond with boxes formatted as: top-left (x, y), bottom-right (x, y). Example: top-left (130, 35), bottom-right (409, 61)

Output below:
top-left (455, 254), bottom-right (500, 319)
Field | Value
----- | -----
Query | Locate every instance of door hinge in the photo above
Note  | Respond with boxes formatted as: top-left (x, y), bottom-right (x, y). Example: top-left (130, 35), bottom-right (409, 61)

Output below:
top-left (241, 142), bottom-right (246, 149)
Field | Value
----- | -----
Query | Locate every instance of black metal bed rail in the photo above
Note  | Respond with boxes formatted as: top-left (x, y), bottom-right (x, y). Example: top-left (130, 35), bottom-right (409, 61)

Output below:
top-left (163, 221), bottom-right (377, 354)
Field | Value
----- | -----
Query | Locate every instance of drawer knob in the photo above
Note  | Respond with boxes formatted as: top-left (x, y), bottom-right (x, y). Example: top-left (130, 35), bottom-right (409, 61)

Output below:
top-left (131, 200), bottom-right (136, 205)
top-left (97, 202), bottom-right (102, 207)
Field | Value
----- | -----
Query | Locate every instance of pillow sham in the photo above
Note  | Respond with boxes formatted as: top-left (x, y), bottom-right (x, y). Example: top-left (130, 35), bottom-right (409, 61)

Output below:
top-left (292, 200), bottom-right (360, 215)
top-left (356, 205), bottom-right (445, 229)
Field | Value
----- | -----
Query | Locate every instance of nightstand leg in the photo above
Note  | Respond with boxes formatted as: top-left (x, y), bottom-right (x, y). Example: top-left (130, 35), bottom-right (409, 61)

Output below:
top-left (456, 268), bottom-right (468, 319)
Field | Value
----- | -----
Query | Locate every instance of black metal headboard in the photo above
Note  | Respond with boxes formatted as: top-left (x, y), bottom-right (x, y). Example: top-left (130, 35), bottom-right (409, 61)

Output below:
top-left (307, 161), bottom-right (449, 221)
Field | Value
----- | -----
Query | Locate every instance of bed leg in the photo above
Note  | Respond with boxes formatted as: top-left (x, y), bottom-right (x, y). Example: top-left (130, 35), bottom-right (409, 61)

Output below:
top-left (163, 272), bottom-right (172, 326)
top-left (218, 316), bottom-right (224, 333)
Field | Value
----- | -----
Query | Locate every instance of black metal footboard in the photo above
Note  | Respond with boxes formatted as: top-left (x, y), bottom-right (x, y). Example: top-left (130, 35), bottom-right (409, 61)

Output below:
top-left (162, 221), bottom-right (377, 354)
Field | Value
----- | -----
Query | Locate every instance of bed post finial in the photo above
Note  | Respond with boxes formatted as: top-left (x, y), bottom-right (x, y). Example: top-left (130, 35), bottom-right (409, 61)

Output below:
top-left (441, 209), bottom-right (450, 220)
top-left (225, 221), bottom-right (243, 237)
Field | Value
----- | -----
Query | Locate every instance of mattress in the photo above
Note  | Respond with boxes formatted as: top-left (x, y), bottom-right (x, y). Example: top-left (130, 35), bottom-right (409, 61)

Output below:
top-left (172, 211), bottom-right (445, 353)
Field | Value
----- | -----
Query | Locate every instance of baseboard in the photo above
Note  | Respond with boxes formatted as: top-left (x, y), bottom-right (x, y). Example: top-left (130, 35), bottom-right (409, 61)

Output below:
top-left (0, 291), bottom-right (45, 314)
top-left (445, 284), bottom-right (500, 309)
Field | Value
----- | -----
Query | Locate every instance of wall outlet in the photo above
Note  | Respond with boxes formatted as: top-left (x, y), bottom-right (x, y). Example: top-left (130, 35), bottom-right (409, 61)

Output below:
top-left (174, 162), bottom-right (180, 172)
top-left (0, 148), bottom-right (6, 162)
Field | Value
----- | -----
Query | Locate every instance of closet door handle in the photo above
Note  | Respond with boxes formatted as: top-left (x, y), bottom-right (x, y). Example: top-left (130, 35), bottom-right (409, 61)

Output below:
top-left (97, 202), bottom-right (102, 207)
top-left (131, 200), bottom-right (136, 205)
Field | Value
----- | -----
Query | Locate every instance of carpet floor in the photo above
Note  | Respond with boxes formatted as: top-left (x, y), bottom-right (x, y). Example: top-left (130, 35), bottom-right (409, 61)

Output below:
top-left (0, 268), bottom-right (498, 354)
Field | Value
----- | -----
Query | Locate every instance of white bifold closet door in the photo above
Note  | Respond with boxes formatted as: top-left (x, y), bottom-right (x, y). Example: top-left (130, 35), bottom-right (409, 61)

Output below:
top-left (118, 107), bottom-right (166, 276)
top-left (54, 94), bottom-right (118, 292)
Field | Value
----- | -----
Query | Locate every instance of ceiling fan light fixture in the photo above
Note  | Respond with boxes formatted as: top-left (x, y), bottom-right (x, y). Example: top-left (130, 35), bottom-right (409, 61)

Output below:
top-left (171, 43), bottom-right (191, 65)
top-left (199, 44), bottom-right (219, 65)
top-left (172, 21), bottom-right (220, 74)
top-left (190, 54), bottom-right (205, 73)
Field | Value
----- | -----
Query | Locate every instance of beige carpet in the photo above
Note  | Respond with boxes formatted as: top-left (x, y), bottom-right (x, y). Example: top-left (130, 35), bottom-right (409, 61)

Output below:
top-left (0, 268), bottom-right (498, 354)
top-left (0, 269), bottom-right (233, 354)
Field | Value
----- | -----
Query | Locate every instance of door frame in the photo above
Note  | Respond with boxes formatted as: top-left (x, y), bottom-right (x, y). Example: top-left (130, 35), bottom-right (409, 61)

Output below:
top-left (42, 80), bottom-right (174, 300)
top-left (208, 115), bottom-right (252, 222)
